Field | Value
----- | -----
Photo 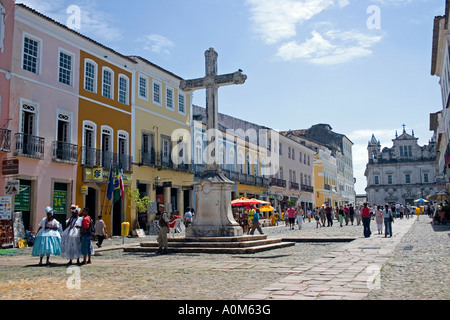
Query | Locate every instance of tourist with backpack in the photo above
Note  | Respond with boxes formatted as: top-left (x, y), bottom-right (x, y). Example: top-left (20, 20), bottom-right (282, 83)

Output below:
top-left (80, 207), bottom-right (94, 264)
top-left (383, 204), bottom-right (394, 238)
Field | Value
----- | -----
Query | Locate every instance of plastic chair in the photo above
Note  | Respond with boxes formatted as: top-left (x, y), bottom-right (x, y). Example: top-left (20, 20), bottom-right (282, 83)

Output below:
top-left (169, 219), bottom-right (181, 238)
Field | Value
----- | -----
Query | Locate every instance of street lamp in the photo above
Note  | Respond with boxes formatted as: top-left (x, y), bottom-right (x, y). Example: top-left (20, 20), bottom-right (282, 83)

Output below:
top-left (153, 176), bottom-right (161, 190)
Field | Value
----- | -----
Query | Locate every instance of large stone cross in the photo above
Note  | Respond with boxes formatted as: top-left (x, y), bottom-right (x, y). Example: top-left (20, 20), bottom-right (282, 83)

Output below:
top-left (180, 48), bottom-right (247, 238)
top-left (180, 48), bottom-right (247, 172)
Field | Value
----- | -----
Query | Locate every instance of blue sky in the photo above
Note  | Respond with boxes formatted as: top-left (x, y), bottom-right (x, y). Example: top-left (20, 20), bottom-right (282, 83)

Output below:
top-left (18, 0), bottom-right (444, 194)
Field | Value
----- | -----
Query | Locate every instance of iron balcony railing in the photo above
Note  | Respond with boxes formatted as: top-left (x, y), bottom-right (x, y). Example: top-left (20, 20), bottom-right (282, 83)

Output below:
top-left (270, 177), bottom-right (286, 188)
top-left (194, 165), bottom-right (269, 187)
top-left (289, 181), bottom-right (300, 190)
top-left (81, 147), bottom-right (133, 173)
top-left (14, 133), bottom-right (45, 159)
top-left (301, 184), bottom-right (314, 193)
top-left (0, 128), bottom-right (11, 153)
top-left (141, 149), bottom-right (191, 173)
top-left (52, 141), bottom-right (78, 164)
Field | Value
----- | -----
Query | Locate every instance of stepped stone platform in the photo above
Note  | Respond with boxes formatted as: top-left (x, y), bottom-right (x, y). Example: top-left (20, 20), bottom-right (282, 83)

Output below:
top-left (281, 237), bottom-right (355, 243)
top-left (123, 234), bottom-right (295, 254)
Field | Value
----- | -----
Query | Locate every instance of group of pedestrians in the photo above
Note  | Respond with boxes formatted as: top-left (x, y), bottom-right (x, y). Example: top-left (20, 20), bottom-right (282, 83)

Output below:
top-left (275, 202), bottom-right (404, 239)
top-left (31, 205), bottom-right (106, 266)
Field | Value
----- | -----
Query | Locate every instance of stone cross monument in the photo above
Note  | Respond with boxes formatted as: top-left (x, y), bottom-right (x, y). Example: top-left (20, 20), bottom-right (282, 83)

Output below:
top-left (180, 48), bottom-right (247, 237)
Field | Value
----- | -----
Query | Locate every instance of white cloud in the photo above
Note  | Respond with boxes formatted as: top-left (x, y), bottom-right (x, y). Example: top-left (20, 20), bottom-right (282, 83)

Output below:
top-left (139, 34), bottom-right (175, 56)
top-left (17, 0), bottom-right (123, 43)
top-left (276, 29), bottom-right (383, 65)
top-left (246, 0), bottom-right (349, 45)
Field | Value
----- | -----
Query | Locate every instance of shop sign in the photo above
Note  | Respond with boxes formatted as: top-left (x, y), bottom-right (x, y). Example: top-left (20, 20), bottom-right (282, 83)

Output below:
top-left (80, 185), bottom-right (88, 195)
top-left (0, 196), bottom-right (12, 220)
top-left (2, 159), bottom-right (19, 175)
top-left (53, 190), bottom-right (67, 215)
top-left (14, 186), bottom-right (30, 211)
top-left (5, 180), bottom-right (19, 195)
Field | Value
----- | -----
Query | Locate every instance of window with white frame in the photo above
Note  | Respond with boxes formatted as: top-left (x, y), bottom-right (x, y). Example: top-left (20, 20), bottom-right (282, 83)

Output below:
top-left (102, 68), bottom-right (113, 99)
top-left (20, 101), bottom-right (38, 136)
top-left (84, 60), bottom-right (97, 93)
top-left (118, 75), bottom-right (129, 104)
top-left (58, 50), bottom-right (73, 85)
top-left (178, 93), bottom-right (186, 114)
top-left (138, 75), bottom-right (148, 100)
top-left (0, 3), bottom-right (5, 53)
top-left (195, 139), bottom-right (203, 165)
top-left (152, 80), bottom-right (162, 105)
top-left (166, 87), bottom-right (174, 110)
top-left (22, 34), bottom-right (41, 74)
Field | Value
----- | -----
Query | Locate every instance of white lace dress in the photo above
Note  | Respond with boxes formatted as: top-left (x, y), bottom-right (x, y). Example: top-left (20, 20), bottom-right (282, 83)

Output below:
top-left (60, 216), bottom-right (82, 260)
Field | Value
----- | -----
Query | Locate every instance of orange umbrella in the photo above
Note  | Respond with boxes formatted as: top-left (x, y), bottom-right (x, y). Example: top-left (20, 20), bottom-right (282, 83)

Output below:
top-left (231, 198), bottom-right (261, 206)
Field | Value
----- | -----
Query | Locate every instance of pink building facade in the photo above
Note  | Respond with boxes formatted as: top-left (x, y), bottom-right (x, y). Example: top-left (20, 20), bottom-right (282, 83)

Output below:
top-left (6, 4), bottom-right (79, 230)
top-left (0, 0), bottom-right (15, 195)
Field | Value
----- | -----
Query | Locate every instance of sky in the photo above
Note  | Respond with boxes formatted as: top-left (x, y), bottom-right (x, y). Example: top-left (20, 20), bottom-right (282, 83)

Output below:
top-left (17, 0), bottom-right (445, 194)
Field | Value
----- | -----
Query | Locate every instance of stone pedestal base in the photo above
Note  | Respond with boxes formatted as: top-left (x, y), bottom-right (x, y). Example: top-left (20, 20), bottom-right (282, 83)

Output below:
top-left (186, 170), bottom-right (243, 238)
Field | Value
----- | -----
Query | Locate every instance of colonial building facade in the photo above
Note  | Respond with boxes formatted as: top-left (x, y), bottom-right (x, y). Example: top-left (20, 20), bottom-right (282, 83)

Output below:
top-left (365, 128), bottom-right (439, 205)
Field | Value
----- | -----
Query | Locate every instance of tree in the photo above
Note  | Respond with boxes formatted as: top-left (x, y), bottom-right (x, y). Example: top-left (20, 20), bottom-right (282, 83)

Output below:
top-left (126, 189), bottom-right (150, 214)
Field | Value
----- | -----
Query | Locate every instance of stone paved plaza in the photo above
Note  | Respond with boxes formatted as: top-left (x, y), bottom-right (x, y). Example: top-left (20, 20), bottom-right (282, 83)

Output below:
top-left (0, 215), bottom-right (448, 300)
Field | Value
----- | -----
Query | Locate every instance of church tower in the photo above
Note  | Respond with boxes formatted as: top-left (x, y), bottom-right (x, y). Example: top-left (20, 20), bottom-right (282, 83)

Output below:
top-left (368, 134), bottom-right (381, 163)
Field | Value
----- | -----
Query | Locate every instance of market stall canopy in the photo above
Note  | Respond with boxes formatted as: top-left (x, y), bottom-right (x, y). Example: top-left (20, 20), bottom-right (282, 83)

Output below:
top-left (427, 191), bottom-right (450, 202)
top-left (231, 198), bottom-right (270, 206)
top-left (414, 198), bottom-right (429, 203)
top-left (259, 205), bottom-right (275, 212)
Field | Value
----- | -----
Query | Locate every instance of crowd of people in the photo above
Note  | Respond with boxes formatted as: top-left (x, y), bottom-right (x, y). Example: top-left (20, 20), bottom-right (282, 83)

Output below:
top-left (233, 201), bottom-right (448, 239)
top-left (31, 205), bottom-right (106, 266)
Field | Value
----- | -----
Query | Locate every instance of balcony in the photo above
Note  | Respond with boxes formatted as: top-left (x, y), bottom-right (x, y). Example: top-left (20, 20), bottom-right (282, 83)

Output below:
top-left (0, 128), bottom-right (11, 152)
top-left (81, 147), bottom-right (101, 168)
top-left (52, 141), bottom-right (78, 164)
top-left (141, 150), bottom-right (191, 173)
top-left (270, 177), bottom-right (286, 188)
top-left (289, 181), bottom-right (300, 190)
top-left (14, 133), bottom-right (45, 159)
top-left (194, 165), bottom-right (268, 187)
top-left (301, 184), bottom-right (314, 193)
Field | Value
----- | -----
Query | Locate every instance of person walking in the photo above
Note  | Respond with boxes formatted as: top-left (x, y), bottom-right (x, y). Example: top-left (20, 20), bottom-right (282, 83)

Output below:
top-left (80, 208), bottom-right (94, 264)
top-left (94, 215), bottom-right (107, 248)
top-left (32, 207), bottom-right (62, 266)
top-left (314, 210), bottom-right (321, 228)
top-left (319, 205), bottom-right (326, 227)
top-left (383, 204), bottom-right (394, 238)
top-left (355, 205), bottom-right (362, 226)
top-left (361, 203), bottom-right (371, 238)
top-left (61, 205), bottom-right (82, 265)
top-left (349, 204), bottom-right (355, 225)
top-left (325, 204), bottom-right (333, 227)
top-left (296, 209), bottom-right (304, 230)
top-left (338, 205), bottom-right (345, 227)
top-left (286, 205), bottom-right (296, 230)
top-left (156, 204), bottom-right (170, 254)
top-left (344, 204), bottom-right (350, 225)
top-left (374, 205), bottom-right (384, 235)
top-left (250, 208), bottom-right (264, 235)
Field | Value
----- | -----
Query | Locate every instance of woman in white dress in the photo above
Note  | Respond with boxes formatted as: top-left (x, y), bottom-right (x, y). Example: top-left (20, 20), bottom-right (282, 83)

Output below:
top-left (31, 207), bottom-right (62, 266)
top-left (61, 205), bottom-right (82, 265)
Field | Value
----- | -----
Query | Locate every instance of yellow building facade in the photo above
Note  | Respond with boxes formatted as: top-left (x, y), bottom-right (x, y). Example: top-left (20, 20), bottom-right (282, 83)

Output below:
top-left (76, 49), bottom-right (134, 236)
top-left (314, 148), bottom-right (339, 208)
top-left (130, 56), bottom-right (194, 229)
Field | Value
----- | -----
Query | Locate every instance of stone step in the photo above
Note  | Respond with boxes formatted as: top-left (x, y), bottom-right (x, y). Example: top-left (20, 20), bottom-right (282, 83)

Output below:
top-left (139, 238), bottom-right (282, 248)
top-left (168, 235), bottom-right (268, 243)
top-left (124, 241), bottom-right (296, 254)
top-left (281, 237), bottom-right (355, 243)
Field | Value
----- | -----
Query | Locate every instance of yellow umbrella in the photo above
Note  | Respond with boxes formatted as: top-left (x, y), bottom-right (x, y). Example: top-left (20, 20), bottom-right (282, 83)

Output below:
top-left (259, 205), bottom-right (275, 212)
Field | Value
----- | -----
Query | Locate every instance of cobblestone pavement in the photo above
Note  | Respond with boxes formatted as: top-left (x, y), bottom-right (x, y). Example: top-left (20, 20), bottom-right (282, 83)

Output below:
top-left (0, 216), bottom-right (448, 300)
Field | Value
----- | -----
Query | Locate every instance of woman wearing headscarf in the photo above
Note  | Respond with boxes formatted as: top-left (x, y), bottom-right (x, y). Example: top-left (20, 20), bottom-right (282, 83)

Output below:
top-left (32, 207), bottom-right (62, 265)
top-left (61, 205), bottom-right (82, 265)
